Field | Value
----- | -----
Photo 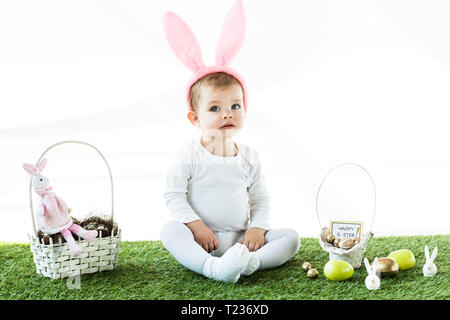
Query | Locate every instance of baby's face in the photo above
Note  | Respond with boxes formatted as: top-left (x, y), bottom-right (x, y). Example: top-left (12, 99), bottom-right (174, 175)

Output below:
top-left (189, 83), bottom-right (246, 140)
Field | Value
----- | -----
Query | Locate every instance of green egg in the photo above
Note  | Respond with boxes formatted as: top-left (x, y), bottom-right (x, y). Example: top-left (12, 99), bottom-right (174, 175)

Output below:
top-left (324, 260), bottom-right (354, 281)
top-left (388, 249), bottom-right (415, 270)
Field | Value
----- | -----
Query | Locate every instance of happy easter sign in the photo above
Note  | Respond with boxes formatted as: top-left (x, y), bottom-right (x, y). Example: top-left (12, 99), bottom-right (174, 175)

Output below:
top-left (329, 220), bottom-right (363, 239)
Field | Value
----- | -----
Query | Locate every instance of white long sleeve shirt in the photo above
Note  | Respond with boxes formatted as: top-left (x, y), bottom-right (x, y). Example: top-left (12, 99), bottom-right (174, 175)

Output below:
top-left (163, 137), bottom-right (271, 232)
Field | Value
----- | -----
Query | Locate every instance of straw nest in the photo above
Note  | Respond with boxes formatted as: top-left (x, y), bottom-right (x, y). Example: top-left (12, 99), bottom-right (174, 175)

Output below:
top-left (37, 213), bottom-right (119, 245)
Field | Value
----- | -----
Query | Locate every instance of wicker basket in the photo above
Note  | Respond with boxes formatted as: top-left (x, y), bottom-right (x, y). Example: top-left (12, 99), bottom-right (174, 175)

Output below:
top-left (316, 163), bottom-right (376, 268)
top-left (27, 140), bottom-right (121, 279)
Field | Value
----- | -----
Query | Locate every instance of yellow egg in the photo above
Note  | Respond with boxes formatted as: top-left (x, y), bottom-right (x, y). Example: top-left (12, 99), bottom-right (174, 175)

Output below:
top-left (388, 249), bottom-right (415, 270)
top-left (324, 260), bottom-right (354, 281)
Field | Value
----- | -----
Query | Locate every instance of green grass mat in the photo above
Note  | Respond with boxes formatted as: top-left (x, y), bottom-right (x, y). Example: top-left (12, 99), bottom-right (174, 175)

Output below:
top-left (0, 235), bottom-right (448, 300)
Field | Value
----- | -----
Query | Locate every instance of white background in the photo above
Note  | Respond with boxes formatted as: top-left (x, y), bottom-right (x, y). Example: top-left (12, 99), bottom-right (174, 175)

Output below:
top-left (1, 0), bottom-right (449, 242)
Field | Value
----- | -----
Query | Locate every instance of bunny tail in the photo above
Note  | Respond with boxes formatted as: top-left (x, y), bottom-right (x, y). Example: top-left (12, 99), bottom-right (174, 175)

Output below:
top-left (215, 0), bottom-right (246, 66)
top-left (163, 12), bottom-right (205, 73)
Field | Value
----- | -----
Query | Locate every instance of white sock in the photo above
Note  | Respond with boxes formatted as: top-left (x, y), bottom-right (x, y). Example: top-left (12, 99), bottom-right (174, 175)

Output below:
top-left (202, 243), bottom-right (250, 283)
top-left (241, 251), bottom-right (261, 276)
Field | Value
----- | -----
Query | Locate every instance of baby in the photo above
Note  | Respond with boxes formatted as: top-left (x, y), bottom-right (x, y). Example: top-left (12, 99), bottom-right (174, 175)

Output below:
top-left (160, 0), bottom-right (300, 283)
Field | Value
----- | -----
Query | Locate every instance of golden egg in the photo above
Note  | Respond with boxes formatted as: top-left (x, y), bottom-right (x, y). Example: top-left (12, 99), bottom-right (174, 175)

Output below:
top-left (320, 228), bottom-right (329, 242)
top-left (333, 238), bottom-right (341, 247)
top-left (302, 262), bottom-right (312, 271)
top-left (307, 268), bottom-right (319, 278)
top-left (371, 257), bottom-right (399, 278)
top-left (326, 234), bottom-right (335, 244)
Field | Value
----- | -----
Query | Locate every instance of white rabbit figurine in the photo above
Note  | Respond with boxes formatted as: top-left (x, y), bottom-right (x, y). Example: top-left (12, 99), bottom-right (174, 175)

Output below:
top-left (364, 257), bottom-right (381, 290)
top-left (423, 246), bottom-right (438, 277)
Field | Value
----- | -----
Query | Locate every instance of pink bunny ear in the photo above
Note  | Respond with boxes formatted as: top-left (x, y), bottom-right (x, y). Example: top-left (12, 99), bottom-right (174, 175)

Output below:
top-left (37, 158), bottom-right (47, 173)
top-left (215, 0), bottom-right (246, 66)
top-left (163, 12), bottom-right (206, 73)
top-left (23, 163), bottom-right (37, 175)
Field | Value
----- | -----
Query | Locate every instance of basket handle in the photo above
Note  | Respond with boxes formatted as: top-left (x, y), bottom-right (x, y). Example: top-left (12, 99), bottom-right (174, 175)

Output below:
top-left (315, 162), bottom-right (376, 233)
top-left (29, 140), bottom-right (114, 238)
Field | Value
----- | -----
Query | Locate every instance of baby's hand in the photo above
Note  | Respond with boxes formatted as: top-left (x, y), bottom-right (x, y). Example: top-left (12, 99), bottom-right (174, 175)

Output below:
top-left (185, 220), bottom-right (219, 253)
top-left (240, 227), bottom-right (267, 252)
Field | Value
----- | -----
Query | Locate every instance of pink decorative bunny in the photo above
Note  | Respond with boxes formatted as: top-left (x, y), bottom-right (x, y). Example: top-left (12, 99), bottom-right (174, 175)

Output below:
top-left (23, 158), bottom-right (98, 256)
top-left (163, 0), bottom-right (248, 112)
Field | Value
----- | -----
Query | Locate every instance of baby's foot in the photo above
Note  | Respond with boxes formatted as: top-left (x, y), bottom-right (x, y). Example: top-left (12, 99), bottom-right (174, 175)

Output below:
top-left (202, 243), bottom-right (250, 283)
top-left (241, 251), bottom-right (261, 276)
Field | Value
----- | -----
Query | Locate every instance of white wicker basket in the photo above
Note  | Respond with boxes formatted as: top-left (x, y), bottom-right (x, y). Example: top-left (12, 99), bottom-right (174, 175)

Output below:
top-left (27, 140), bottom-right (121, 279)
top-left (316, 163), bottom-right (376, 268)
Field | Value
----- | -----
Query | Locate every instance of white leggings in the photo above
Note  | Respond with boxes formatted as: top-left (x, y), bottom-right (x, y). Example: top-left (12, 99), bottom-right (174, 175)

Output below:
top-left (160, 220), bottom-right (301, 275)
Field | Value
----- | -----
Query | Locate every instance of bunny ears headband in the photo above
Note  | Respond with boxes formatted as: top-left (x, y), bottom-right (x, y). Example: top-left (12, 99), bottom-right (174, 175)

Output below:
top-left (163, 0), bottom-right (248, 112)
